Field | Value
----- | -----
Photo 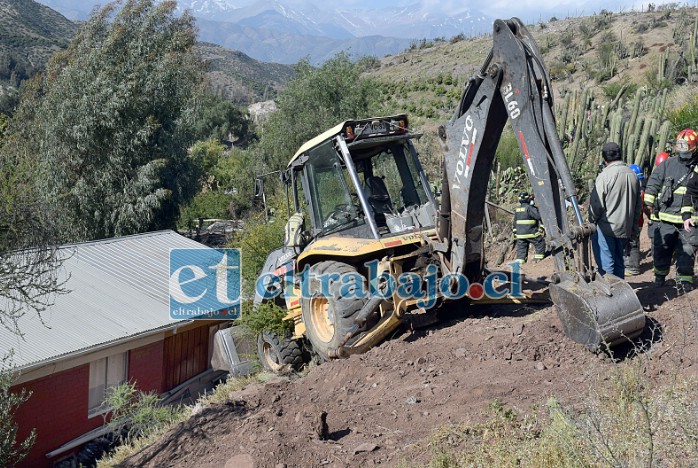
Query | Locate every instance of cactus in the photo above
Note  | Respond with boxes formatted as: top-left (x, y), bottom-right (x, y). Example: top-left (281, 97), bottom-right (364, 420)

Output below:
top-left (634, 118), bottom-right (657, 167)
top-left (656, 120), bottom-right (672, 156)
top-left (558, 93), bottom-right (570, 141)
top-left (610, 112), bottom-right (623, 145)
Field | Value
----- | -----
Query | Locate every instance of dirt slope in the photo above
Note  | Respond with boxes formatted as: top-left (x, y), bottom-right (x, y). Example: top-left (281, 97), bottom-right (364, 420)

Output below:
top-left (122, 227), bottom-right (698, 468)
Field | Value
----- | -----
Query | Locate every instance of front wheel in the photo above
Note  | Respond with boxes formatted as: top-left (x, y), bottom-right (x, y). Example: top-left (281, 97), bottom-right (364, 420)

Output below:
top-left (256, 331), bottom-right (304, 372)
top-left (301, 261), bottom-right (369, 361)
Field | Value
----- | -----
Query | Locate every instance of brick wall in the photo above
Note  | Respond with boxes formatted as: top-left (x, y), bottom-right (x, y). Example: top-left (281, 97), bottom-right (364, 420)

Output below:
top-left (128, 340), bottom-right (164, 394)
top-left (11, 364), bottom-right (102, 467)
top-left (10, 339), bottom-right (168, 467)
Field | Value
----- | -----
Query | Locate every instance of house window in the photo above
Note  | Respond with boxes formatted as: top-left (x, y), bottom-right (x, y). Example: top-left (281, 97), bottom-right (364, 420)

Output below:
top-left (88, 352), bottom-right (128, 416)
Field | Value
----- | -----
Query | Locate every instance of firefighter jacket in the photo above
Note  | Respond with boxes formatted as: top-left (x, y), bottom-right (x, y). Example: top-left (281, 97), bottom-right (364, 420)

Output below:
top-left (513, 203), bottom-right (542, 239)
top-left (644, 157), bottom-right (694, 225)
top-left (589, 161), bottom-right (641, 238)
top-left (680, 165), bottom-right (698, 222)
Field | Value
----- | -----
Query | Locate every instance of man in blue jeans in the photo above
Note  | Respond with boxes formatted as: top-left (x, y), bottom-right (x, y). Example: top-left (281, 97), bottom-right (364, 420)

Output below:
top-left (589, 142), bottom-right (642, 278)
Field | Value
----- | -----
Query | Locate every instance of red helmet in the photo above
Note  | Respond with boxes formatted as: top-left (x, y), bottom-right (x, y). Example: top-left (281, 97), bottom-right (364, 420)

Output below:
top-left (655, 151), bottom-right (670, 166)
top-left (675, 128), bottom-right (698, 153)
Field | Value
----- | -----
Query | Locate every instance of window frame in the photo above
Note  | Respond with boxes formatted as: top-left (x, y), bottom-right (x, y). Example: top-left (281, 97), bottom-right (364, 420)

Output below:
top-left (87, 352), bottom-right (128, 417)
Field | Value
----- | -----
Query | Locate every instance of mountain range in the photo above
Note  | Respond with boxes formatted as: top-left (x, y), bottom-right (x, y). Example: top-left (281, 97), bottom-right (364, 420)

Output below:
top-left (36, 0), bottom-right (494, 64)
top-left (0, 0), bottom-right (295, 113)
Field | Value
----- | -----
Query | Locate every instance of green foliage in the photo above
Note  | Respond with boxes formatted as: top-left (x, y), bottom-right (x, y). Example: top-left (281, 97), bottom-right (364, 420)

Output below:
top-left (0, 355), bottom-right (36, 467)
top-left (104, 382), bottom-right (181, 443)
top-left (0, 112), bottom-right (7, 146)
top-left (602, 81), bottom-right (637, 99)
top-left (259, 52), bottom-right (381, 172)
top-left (177, 190), bottom-right (232, 229)
top-left (234, 204), bottom-right (291, 334)
top-left (10, 0), bottom-right (205, 241)
top-left (211, 146), bottom-right (272, 219)
top-left (190, 139), bottom-right (227, 181)
top-left (356, 55), bottom-right (381, 71)
top-left (668, 89), bottom-right (698, 131)
top-left (0, 130), bottom-right (65, 335)
top-left (0, 0), bottom-right (77, 114)
top-left (190, 95), bottom-right (251, 142)
top-left (495, 129), bottom-right (524, 170)
top-left (238, 300), bottom-right (292, 336)
top-left (449, 33), bottom-right (465, 44)
top-left (235, 209), bottom-right (286, 296)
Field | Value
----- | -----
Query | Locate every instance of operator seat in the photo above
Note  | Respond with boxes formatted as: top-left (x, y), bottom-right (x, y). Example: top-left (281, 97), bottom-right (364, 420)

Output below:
top-left (364, 176), bottom-right (393, 227)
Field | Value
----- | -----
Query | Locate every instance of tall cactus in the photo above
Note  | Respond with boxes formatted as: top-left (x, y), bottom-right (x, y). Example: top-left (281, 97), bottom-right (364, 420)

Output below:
top-left (634, 118), bottom-right (657, 167)
top-left (558, 84), bottom-right (670, 183)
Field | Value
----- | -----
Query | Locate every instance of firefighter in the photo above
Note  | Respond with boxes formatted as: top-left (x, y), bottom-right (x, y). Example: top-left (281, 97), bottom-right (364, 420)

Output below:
top-left (513, 192), bottom-right (545, 263)
top-left (624, 163), bottom-right (646, 275)
top-left (644, 130), bottom-right (698, 288)
top-left (678, 130), bottom-right (698, 272)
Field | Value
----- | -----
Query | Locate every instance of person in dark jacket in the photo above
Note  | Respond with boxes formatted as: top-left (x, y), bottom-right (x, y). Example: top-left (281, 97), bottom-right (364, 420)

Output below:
top-left (645, 129), bottom-right (698, 288)
top-left (513, 192), bottom-right (545, 263)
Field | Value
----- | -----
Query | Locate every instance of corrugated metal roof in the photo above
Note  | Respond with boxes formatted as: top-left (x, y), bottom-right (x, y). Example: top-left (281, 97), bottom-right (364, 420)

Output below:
top-left (0, 230), bottom-right (214, 371)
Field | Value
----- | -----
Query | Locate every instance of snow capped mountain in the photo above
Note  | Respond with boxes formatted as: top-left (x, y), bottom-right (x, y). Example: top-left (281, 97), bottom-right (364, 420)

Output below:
top-left (174, 0), bottom-right (493, 39)
top-left (35, 0), bottom-right (495, 64)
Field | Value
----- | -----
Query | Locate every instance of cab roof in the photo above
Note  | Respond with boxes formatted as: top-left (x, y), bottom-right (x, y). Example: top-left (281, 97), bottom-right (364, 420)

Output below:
top-left (287, 114), bottom-right (409, 168)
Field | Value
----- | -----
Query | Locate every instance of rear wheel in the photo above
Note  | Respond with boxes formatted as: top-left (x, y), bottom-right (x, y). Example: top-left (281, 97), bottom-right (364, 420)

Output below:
top-left (256, 331), bottom-right (303, 372)
top-left (301, 261), bottom-right (369, 361)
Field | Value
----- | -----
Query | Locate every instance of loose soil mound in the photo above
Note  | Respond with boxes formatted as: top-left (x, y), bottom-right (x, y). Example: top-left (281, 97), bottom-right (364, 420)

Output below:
top-left (122, 226), bottom-right (698, 467)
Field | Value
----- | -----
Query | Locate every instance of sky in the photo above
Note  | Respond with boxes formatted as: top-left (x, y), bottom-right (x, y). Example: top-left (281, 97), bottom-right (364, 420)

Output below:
top-left (342, 0), bottom-right (687, 22)
top-left (38, 0), bottom-right (698, 30)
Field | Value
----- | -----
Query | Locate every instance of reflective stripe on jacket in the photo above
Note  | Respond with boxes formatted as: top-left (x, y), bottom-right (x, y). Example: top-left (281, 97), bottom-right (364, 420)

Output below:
top-left (681, 165), bottom-right (698, 221)
top-left (645, 156), bottom-right (694, 225)
top-left (513, 204), bottom-right (542, 239)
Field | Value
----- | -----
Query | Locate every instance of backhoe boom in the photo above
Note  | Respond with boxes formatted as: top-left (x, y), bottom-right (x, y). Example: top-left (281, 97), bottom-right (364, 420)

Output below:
top-left (436, 18), bottom-right (645, 350)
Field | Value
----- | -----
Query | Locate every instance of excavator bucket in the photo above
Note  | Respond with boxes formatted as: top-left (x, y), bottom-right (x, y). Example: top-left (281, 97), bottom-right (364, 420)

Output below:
top-left (549, 274), bottom-right (646, 351)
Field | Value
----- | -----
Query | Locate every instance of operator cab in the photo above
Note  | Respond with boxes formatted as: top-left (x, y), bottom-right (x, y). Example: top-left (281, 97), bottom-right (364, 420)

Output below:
top-left (285, 115), bottom-right (437, 243)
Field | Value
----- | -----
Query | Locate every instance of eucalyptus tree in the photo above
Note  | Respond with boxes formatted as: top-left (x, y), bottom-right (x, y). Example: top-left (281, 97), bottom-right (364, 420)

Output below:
top-left (13, 0), bottom-right (206, 241)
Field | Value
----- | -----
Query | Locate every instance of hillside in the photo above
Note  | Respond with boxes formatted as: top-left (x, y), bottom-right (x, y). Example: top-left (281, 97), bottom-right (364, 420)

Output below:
top-left (365, 9), bottom-right (698, 123)
top-left (197, 42), bottom-right (295, 105)
top-left (0, 0), bottom-right (295, 113)
top-left (0, 0), bottom-right (76, 111)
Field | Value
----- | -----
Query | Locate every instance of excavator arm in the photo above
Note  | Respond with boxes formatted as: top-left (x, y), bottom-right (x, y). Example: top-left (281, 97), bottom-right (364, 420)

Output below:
top-left (436, 18), bottom-right (645, 350)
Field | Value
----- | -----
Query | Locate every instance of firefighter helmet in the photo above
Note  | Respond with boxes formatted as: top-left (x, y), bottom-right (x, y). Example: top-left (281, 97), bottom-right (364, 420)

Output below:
top-left (519, 192), bottom-right (531, 203)
top-left (674, 128), bottom-right (698, 153)
top-left (655, 152), bottom-right (670, 166)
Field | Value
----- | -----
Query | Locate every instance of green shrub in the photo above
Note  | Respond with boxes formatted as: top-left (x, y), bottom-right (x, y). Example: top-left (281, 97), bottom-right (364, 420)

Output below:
top-left (238, 300), bottom-right (292, 336)
top-left (104, 383), bottom-right (182, 443)
top-left (669, 93), bottom-right (698, 131)
top-left (177, 190), bottom-right (232, 229)
top-left (602, 81), bottom-right (637, 99)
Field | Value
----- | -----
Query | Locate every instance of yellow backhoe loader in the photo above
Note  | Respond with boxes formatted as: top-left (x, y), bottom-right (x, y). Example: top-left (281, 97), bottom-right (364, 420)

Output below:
top-left (253, 18), bottom-right (646, 369)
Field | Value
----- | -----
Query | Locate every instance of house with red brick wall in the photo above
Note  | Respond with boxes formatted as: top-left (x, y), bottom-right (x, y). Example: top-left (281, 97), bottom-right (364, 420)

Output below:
top-left (1, 231), bottom-right (237, 467)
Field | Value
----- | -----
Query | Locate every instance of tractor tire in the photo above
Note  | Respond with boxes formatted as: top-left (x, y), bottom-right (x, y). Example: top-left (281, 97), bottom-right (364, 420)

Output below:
top-left (301, 261), bottom-right (369, 361)
top-left (256, 331), bottom-right (304, 373)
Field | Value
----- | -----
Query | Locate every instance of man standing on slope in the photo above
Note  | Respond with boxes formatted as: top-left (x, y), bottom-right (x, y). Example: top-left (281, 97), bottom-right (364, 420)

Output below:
top-left (645, 129), bottom-right (698, 289)
top-left (589, 142), bottom-right (642, 279)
